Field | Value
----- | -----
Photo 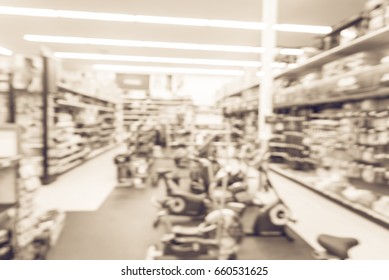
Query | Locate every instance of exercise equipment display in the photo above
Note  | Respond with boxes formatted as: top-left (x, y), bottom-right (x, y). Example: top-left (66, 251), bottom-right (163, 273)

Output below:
top-left (147, 207), bottom-right (244, 260)
top-left (148, 137), bottom-right (313, 260)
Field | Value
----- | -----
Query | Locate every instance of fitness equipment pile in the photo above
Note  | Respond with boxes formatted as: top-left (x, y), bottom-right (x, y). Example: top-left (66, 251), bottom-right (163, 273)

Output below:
top-left (147, 140), bottom-right (297, 259)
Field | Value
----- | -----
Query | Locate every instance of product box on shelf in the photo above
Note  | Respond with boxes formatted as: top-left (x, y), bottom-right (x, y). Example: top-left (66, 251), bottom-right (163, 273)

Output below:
top-left (365, 0), bottom-right (389, 30)
top-left (321, 12), bottom-right (369, 50)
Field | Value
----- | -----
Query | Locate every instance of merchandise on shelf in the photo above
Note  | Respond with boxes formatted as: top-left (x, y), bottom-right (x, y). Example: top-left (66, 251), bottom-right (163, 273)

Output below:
top-left (48, 86), bottom-right (118, 176)
top-left (270, 15), bottom-right (389, 227)
top-left (365, 0), bottom-right (389, 31)
top-left (321, 12), bottom-right (369, 51)
top-left (0, 58), bottom-right (11, 124)
top-left (274, 51), bottom-right (389, 108)
top-left (218, 86), bottom-right (259, 144)
top-left (122, 97), bottom-right (193, 147)
top-left (13, 55), bottom-right (44, 176)
top-left (315, 2), bottom-right (389, 53)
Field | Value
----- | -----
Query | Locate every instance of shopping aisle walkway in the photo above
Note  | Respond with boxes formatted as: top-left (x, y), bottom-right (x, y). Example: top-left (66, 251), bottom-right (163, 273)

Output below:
top-left (36, 145), bottom-right (126, 212)
top-left (47, 187), bottom-right (164, 259)
top-left (48, 186), bottom-right (312, 260)
top-left (43, 150), bottom-right (312, 259)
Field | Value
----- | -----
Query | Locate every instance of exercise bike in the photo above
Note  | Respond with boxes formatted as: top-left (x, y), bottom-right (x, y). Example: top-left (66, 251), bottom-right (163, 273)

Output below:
top-left (152, 156), bottom-right (251, 227)
top-left (232, 151), bottom-right (296, 240)
top-left (151, 167), bottom-right (212, 227)
top-left (147, 206), bottom-right (245, 260)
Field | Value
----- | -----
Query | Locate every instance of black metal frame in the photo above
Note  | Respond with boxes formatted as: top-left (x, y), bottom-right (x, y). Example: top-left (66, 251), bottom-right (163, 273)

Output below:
top-left (7, 73), bottom-right (15, 124)
top-left (41, 55), bottom-right (56, 185)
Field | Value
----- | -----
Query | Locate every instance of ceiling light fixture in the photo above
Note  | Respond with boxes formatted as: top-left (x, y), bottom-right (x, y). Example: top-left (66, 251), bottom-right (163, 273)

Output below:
top-left (0, 6), bottom-right (331, 34)
top-left (93, 64), bottom-right (245, 76)
top-left (276, 23), bottom-right (331, 34)
top-left (55, 52), bottom-right (262, 67)
top-left (26, 35), bottom-right (303, 56)
top-left (0, 46), bottom-right (12, 56)
top-left (55, 52), bottom-right (292, 69)
top-left (25, 34), bottom-right (263, 53)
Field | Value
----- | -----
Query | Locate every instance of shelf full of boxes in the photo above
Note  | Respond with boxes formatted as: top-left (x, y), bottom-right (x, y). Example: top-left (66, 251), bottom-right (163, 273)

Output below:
top-left (0, 137), bottom-right (19, 260)
top-left (13, 54), bottom-right (46, 181)
top-left (0, 125), bottom-right (65, 260)
top-left (269, 1), bottom-right (389, 229)
top-left (1, 53), bottom-right (120, 258)
top-left (122, 97), bottom-right (193, 146)
top-left (4, 54), bottom-right (122, 184)
top-left (189, 106), bottom-right (232, 159)
top-left (0, 57), bottom-right (12, 124)
top-left (216, 75), bottom-right (261, 143)
top-left (50, 84), bottom-right (119, 176)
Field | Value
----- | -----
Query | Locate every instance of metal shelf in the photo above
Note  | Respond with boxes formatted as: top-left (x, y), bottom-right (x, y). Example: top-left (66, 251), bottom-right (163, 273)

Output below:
top-left (0, 156), bottom-right (21, 170)
top-left (270, 164), bottom-right (389, 230)
top-left (56, 100), bottom-right (115, 112)
top-left (274, 87), bottom-right (389, 109)
top-left (57, 83), bottom-right (117, 104)
top-left (275, 25), bottom-right (389, 79)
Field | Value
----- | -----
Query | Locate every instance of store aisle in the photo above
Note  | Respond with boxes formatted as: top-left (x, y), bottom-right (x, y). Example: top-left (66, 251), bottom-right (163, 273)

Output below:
top-left (44, 161), bottom-right (311, 260)
top-left (36, 145), bottom-right (126, 212)
top-left (48, 186), bottom-right (312, 260)
top-left (47, 187), bottom-right (164, 259)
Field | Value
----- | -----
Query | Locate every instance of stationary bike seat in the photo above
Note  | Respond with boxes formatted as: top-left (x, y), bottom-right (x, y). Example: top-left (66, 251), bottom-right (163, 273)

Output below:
top-left (156, 169), bottom-right (173, 176)
top-left (228, 182), bottom-right (247, 194)
top-left (172, 226), bottom-right (201, 237)
top-left (173, 190), bottom-right (207, 202)
top-left (317, 234), bottom-right (359, 259)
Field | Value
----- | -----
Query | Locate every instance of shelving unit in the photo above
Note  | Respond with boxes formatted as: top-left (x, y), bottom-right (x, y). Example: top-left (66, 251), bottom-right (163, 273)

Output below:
top-left (0, 124), bottom-right (41, 260)
top-left (217, 85), bottom-right (259, 143)
top-left (270, 164), bottom-right (389, 230)
top-left (269, 24), bottom-right (389, 228)
top-left (48, 84), bottom-right (119, 177)
top-left (12, 55), bottom-right (45, 181)
top-left (0, 57), bottom-right (13, 125)
top-left (274, 87), bottom-right (389, 109)
top-left (213, 18), bottom-right (389, 228)
top-left (122, 97), bottom-right (193, 146)
top-left (122, 97), bottom-right (192, 122)
top-left (0, 155), bottom-right (18, 260)
top-left (275, 25), bottom-right (389, 80)
top-left (2, 54), bottom-right (122, 184)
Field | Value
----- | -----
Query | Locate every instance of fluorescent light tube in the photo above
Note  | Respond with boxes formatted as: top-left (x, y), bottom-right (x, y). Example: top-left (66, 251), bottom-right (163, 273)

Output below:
top-left (55, 52), bottom-right (261, 67)
top-left (55, 52), bottom-right (292, 69)
top-left (26, 35), bottom-right (303, 56)
top-left (0, 6), bottom-right (58, 17)
top-left (276, 23), bottom-right (331, 34)
top-left (26, 35), bottom-right (263, 53)
top-left (93, 64), bottom-right (245, 76)
top-left (0, 46), bottom-right (12, 56)
top-left (0, 6), bottom-right (331, 34)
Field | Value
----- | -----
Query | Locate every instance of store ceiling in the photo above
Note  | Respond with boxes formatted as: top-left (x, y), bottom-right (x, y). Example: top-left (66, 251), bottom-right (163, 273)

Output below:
top-left (0, 0), bottom-right (367, 73)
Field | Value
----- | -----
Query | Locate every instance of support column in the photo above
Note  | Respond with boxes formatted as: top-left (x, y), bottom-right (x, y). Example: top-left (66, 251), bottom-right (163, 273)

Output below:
top-left (258, 0), bottom-right (278, 146)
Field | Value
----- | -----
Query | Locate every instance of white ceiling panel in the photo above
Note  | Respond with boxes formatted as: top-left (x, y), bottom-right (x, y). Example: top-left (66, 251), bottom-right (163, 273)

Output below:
top-left (0, 0), bottom-right (368, 71)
